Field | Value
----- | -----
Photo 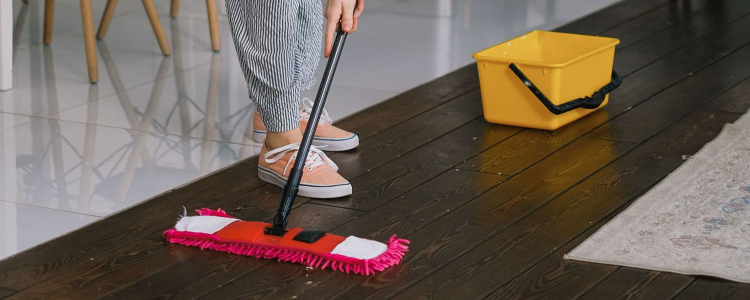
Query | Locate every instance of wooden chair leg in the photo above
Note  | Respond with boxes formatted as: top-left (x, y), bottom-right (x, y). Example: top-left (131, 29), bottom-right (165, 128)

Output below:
top-left (206, 0), bottom-right (220, 52)
top-left (43, 0), bottom-right (54, 44)
top-left (80, 0), bottom-right (98, 83)
top-left (171, 0), bottom-right (179, 18)
top-left (97, 0), bottom-right (118, 39)
top-left (142, 0), bottom-right (171, 56)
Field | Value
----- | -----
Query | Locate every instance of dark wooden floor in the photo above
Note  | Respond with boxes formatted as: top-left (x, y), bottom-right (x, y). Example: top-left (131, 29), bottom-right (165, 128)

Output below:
top-left (3, 0), bottom-right (750, 298)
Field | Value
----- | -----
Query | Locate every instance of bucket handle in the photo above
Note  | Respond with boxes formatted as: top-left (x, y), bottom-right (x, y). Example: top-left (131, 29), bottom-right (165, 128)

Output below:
top-left (508, 63), bottom-right (623, 115)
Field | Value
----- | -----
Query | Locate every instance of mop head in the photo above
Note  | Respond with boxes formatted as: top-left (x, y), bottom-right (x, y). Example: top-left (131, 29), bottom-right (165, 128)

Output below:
top-left (163, 208), bottom-right (409, 275)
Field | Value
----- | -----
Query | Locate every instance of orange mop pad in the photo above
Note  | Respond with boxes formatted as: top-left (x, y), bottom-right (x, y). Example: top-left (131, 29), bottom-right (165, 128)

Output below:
top-left (164, 208), bottom-right (409, 275)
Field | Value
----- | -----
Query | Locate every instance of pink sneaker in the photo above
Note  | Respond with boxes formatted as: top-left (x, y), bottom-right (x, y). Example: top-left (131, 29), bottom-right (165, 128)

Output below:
top-left (253, 98), bottom-right (360, 151)
top-left (258, 142), bottom-right (352, 199)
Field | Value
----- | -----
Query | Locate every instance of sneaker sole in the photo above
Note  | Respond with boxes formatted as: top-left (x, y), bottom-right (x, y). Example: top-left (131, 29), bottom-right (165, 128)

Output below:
top-left (253, 130), bottom-right (359, 152)
top-left (258, 166), bottom-right (352, 199)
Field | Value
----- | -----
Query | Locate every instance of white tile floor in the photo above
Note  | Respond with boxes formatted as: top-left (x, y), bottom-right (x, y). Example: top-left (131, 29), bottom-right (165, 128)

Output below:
top-left (0, 0), bottom-right (620, 259)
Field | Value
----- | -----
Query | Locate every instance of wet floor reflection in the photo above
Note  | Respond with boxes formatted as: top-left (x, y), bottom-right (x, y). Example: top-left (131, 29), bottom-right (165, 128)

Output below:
top-left (0, 11), bottom-right (260, 259)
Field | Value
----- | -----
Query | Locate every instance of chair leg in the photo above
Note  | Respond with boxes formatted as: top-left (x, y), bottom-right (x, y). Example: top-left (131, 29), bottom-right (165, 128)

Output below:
top-left (80, 0), bottom-right (98, 83)
top-left (43, 0), bottom-right (54, 44)
top-left (206, 0), bottom-right (220, 52)
top-left (171, 0), bottom-right (179, 18)
top-left (97, 0), bottom-right (118, 39)
top-left (141, 0), bottom-right (171, 56)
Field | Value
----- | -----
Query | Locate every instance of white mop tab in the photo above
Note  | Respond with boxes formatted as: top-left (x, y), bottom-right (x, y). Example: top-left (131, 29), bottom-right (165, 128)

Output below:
top-left (175, 216), bottom-right (239, 234)
top-left (330, 236), bottom-right (388, 260)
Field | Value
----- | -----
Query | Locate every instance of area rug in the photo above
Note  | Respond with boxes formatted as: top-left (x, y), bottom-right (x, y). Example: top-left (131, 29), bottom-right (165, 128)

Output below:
top-left (565, 114), bottom-right (750, 283)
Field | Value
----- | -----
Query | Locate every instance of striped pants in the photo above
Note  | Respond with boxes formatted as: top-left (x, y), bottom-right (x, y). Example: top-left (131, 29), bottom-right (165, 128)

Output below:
top-left (225, 0), bottom-right (324, 133)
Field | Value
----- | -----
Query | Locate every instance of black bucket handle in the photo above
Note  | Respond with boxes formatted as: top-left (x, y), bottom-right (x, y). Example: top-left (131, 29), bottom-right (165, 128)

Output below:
top-left (508, 63), bottom-right (622, 115)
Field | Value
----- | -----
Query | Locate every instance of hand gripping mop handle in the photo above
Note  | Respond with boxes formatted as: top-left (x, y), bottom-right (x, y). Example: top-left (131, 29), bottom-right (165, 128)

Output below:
top-left (265, 22), bottom-right (350, 237)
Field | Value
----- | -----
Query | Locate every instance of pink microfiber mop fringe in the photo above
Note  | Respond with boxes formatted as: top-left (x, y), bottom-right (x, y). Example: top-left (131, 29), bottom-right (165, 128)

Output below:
top-left (163, 208), bottom-right (410, 276)
top-left (194, 207), bottom-right (234, 218)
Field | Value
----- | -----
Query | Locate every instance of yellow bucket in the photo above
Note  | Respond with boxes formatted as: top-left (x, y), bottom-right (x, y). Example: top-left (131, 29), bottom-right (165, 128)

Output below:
top-left (473, 30), bottom-right (621, 130)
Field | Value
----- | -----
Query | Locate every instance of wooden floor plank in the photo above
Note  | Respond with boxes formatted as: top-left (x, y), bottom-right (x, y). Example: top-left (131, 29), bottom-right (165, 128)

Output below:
top-left (457, 112), bottom-right (609, 176)
top-left (602, 0), bottom-right (716, 49)
top-left (6, 239), bottom-right (166, 300)
top-left (331, 89), bottom-right (484, 179)
top-left (334, 64), bottom-right (478, 141)
top-left (599, 11), bottom-right (750, 115)
top-left (391, 110), bottom-right (741, 300)
top-left (592, 43), bottom-right (750, 143)
top-left (315, 118), bottom-right (519, 211)
top-left (672, 279), bottom-right (750, 300)
top-left (701, 76), bottom-right (750, 114)
top-left (614, 0), bottom-right (750, 76)
top-left (577, 268), bottom-right (694, 300)
top-left (0, 288), bottom-right (16, 299)
top-left (297, 137), bottom-right (635, 300)
top-left (198, 170), bottom-right (506, 300)
top-left (332, 171), bottom-right (507, 240)
top-left (483, 207), bottom-right (625, 300)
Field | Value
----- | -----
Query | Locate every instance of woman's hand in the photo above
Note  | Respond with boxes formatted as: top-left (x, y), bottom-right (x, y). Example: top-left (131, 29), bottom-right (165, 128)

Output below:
top-left (324, 0), bottom-right (364, 57)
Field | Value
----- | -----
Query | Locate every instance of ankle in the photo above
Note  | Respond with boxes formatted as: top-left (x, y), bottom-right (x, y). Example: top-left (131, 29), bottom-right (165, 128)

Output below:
top-left (265, 127), bottom-right (303, 150)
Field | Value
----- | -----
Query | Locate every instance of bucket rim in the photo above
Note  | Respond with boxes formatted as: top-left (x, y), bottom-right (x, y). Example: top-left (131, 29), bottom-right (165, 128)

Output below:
top-left (472, 30), bottom-right (620, 68)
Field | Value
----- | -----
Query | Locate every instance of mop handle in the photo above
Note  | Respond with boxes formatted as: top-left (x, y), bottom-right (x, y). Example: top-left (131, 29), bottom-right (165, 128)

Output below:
top-left (266, 20), bottom-right (350, 236)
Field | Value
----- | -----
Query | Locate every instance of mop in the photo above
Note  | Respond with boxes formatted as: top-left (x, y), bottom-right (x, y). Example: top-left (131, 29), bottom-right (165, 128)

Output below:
top-left (163, 14), bottom-right (409, 276)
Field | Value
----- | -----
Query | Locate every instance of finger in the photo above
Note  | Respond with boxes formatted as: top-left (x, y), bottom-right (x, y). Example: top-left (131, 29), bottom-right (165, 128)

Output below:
top-left (354, 0), bottom-right (364, 18)
top-left (325, 20), bottom-right (337, 57)
top-left (341, 2), bottom-right (355, 33)
top-left (351, 17), bottom-right (358, 33)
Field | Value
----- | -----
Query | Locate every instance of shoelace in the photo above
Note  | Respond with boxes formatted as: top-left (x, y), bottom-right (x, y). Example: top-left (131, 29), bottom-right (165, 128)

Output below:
top-left (263, 143), bottom-right (339, 176)
top-left (299, 98), bottom-right (333, 124)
